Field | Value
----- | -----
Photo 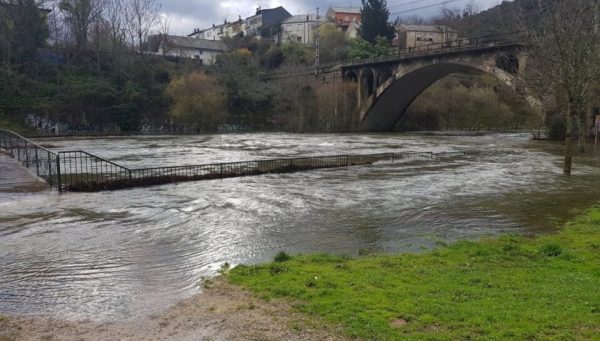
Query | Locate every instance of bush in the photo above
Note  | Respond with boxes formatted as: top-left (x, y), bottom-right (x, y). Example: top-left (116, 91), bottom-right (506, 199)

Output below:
top-left (274, 251), bottom-right (291, 262)
top-left (539, 243), bottom-right (563, 257)
top-left (547, 114), bottom-right (567, 141)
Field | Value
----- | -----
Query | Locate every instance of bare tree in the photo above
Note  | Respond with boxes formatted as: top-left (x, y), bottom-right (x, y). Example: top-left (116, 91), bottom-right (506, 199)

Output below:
top-left (125, 0), bottom-right (160, 55)
top-left (518, 0), bottom-right (600, 175)
top-left (102, 0), bottom-right (126, 52)
top-left (59, 0), bottom-right (103, 50)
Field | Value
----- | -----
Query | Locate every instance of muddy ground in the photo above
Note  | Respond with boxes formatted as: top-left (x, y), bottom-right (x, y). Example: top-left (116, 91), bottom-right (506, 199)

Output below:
top-left (0, 278), bottom-right (348, 341)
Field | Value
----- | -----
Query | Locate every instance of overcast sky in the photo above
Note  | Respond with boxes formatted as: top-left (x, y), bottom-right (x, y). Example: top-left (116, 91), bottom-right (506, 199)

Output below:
top-left (161, 0), bottom-right (509, 35)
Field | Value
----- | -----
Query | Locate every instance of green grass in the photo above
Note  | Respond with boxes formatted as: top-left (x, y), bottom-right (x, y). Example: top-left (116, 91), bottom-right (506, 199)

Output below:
top-left (229, 207), bottom-right (600, 340)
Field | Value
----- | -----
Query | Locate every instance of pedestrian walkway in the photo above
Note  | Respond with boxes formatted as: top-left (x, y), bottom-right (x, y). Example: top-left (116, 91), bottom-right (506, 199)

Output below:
top-left (0, 153), bottom-right (48, 192)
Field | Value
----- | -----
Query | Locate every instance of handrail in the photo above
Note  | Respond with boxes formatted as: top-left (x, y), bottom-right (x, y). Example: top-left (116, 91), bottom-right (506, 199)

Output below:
top-left (0, 129), bottom-right (57, 155)
top-left (0, 129), bottom-right (467, 193)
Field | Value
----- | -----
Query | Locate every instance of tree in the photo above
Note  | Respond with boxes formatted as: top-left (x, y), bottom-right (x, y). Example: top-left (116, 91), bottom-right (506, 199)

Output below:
top-left (125, 0), bottom-right (160, 55)
top-left (319, 23), bottom-right (347, 63)
top-left (0, 0), bottom-right (49, 65)
top-left (348, 36), bottom-right (390, 60)
top-left (360, 0), bottom-right (395, 43)
top-left (59, 0), bottom-right (102, 50)
top-left (166, 72), bottom-right (226, 131)
top-left (519, 0), bottom-right (600, 175)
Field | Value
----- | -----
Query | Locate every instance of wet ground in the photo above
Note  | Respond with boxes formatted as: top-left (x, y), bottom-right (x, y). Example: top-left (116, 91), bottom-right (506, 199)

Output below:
top-left (1, 133), bottom-right (599, 321)
top-left (0, 154), bottom-right (47, 193)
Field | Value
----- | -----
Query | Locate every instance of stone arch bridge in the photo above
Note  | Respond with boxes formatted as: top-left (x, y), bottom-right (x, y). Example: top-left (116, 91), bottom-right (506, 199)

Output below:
top-left (340, 40), bottom-right (534, 131)
top-left (263, 36), bottom-right (535, 131)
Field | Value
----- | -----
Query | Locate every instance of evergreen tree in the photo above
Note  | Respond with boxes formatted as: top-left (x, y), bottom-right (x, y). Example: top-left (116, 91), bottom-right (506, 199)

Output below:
top-left (360, 0), bottom-right (395, 43)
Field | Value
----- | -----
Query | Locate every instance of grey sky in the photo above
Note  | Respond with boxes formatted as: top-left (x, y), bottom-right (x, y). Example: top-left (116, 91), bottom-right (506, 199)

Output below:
top-left (161, 0), bottom-right (509, 35)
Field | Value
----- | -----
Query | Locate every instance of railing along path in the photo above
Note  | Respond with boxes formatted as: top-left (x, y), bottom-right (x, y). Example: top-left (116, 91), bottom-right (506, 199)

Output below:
top-left (1, 129), bottom-right (466, 193)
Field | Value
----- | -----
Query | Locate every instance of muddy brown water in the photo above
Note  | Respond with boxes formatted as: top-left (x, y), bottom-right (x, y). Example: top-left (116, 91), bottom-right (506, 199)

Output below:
top-left (1, 133), bottom-right (599, 321)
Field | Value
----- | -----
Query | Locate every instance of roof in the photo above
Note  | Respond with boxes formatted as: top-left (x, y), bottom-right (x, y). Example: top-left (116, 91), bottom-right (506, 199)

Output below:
top-left (328, 7), bottom-right (361, 14)
top-left (398, 24), bottom-right (457, 33)
top-left (251, 6), bottom-right (288, 17)
top-left (281, 14), bottom-right (318, 24)
top-left (163, 35), bottom-right (228, 52)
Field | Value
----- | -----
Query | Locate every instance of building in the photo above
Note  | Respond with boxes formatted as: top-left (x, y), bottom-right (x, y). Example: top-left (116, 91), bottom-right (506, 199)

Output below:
top-left (189, 17), bottom-right (246, 41)
top-left (158, 35), bottom-right (227, 64)
top-left (224, 17), bottom-right (245, 38)
top-left (326, 7), bottom-right (361, 31)
top-left (281, 14), bottom-right (317, 45)
top-left (189, 23), bottom-right (226, 41)
top-left (394, 24), bottom-right (458, 51)
top-left (345, 21), bottom-right (360, 39)
top-left (244, 6), bottom-right (292, 40)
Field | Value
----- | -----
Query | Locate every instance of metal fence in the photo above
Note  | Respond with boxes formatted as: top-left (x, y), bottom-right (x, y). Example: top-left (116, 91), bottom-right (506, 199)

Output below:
top-left (0, 129), bottom-right (59, 188)
top-left (1, 129), bottom-right (466, 193)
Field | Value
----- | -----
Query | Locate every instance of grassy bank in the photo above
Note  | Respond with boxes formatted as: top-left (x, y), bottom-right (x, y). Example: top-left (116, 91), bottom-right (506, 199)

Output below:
top-left (229, 207), bottom-right (600, 340)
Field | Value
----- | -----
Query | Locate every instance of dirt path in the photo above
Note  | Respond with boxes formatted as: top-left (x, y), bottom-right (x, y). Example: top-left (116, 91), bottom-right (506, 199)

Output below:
top-left (0, 277), bottom-right (348, 341)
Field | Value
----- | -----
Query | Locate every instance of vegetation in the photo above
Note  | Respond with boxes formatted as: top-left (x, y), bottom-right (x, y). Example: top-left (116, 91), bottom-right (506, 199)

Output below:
top-left (400, 74), bottom-right (540, 131)
top-left (166, 72), bottom-right (226, 131)
top-left (360, 0), bottom-right (395, 43)
top-left (230, 206), bottom-right (600, 340)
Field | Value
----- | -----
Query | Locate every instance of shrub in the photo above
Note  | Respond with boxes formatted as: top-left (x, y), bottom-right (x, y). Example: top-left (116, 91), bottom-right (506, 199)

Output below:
top-left (539, 243), bottom-right (563, 257)
top-left (274, 251), bottom-right (291, 262)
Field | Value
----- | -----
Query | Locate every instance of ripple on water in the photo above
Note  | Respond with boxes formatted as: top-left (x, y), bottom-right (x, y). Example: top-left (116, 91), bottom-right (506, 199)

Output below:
top-left (1, 133), bottom-right (600, 321)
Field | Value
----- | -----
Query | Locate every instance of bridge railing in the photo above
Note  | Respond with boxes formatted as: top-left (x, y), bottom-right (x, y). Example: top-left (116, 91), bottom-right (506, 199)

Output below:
top-left (0, 130), bottom-right (467, 193)
top-left (0, 129), bottom-right (59, 188)
top-left (65, 151), bottom-right (460, 192)
top-left (341, 31), bottom-right (525, 67)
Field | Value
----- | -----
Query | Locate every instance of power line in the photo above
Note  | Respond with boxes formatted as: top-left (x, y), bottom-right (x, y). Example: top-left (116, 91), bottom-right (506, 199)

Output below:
top-left (387, 0), bottom-right (440, 9)
top-left (390, 0), bottom-right (462, 15)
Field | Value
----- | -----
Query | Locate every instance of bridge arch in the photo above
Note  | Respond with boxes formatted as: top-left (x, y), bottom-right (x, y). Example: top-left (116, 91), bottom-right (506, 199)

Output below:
top-left (359, 60), bottom-right (534, 131)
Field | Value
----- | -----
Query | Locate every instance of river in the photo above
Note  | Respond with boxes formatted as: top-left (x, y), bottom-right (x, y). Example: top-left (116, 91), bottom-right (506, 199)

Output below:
top-left (1, 133), bottom-right (599, 321)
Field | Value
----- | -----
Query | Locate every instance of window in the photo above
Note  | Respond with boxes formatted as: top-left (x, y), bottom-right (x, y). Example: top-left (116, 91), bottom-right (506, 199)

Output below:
top-left (344, 15), bottom-right (350, 21)
top-left (297, 37), bottom-right (302, 42)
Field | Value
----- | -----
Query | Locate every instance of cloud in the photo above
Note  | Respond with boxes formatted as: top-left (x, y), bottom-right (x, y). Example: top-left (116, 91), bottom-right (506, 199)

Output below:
top-left (160, 0), bottom-right (506, 36)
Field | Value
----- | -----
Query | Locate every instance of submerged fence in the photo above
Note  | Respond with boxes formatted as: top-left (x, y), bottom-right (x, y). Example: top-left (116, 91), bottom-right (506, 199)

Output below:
top-left (1, 129), bottom-right (466, 193)
top-left (0, 129), bottom-right (59, 188)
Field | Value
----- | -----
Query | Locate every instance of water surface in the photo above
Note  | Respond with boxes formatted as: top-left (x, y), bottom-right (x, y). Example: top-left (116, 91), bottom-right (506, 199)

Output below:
top-left (1, 133), bottom-right (599, 320)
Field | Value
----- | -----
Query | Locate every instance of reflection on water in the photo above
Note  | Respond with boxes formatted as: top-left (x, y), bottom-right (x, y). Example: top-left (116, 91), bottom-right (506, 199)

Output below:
top-left (1, 133), bottom-right (599, 321)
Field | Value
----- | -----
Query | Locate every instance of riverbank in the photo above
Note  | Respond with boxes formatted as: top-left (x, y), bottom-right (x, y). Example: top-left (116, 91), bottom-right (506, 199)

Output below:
top-left (2, 206), bottom-right (598, 340)
top-left (0, 276), bottom-right (347, 340)
top-left (229, 206), bottom-right (600, 340)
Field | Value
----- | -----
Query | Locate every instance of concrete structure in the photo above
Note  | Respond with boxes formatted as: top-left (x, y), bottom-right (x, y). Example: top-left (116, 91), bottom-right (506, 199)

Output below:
top-left (158, 35), bottom-right (227, 64)
top-left (244, 6), bottom-right (292, 40)
top-left (339, 41), bottom-right (535, 131)
top-left (345, 21), bottom-right (360, 39)
top-left (326, 7), bottom-right (361, 31)
top-left (281, 14), bottom-right (317, 44)
top-left (394, 24), bottom-right (458, 51)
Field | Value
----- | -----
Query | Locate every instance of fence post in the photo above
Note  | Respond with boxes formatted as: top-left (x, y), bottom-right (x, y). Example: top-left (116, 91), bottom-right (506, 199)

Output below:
top-left (16, 138), bottom-right (21, 161)
top-left (47, 151), bottom-right (53, 188)
top-left (35, 148), bottom-right (39, 176)
top-left (56, 153), bottom-right (62, 193)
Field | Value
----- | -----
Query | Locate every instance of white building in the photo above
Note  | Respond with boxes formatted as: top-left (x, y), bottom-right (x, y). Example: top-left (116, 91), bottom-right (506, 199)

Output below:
top-left (189, 23), bottom-right (225, 40)
top-left (158, 35), bottom-right (228, 65)
top-left (281, 14), bottom-right (318, 45)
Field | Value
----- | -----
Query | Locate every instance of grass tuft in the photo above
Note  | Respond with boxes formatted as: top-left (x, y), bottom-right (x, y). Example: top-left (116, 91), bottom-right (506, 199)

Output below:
top-left (539, 243), bottom-right (563, 257)
top-left (273, 251), bottom-right (291, 263)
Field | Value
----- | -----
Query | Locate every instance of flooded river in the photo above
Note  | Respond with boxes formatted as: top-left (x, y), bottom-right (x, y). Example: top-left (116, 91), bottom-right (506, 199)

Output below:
top-left (1, 133), bottom-right (599, 321)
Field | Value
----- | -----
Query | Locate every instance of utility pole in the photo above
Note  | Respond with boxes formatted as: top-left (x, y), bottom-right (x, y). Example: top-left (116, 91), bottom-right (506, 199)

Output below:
top-left (315, 7), bottom-right (320, 76)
